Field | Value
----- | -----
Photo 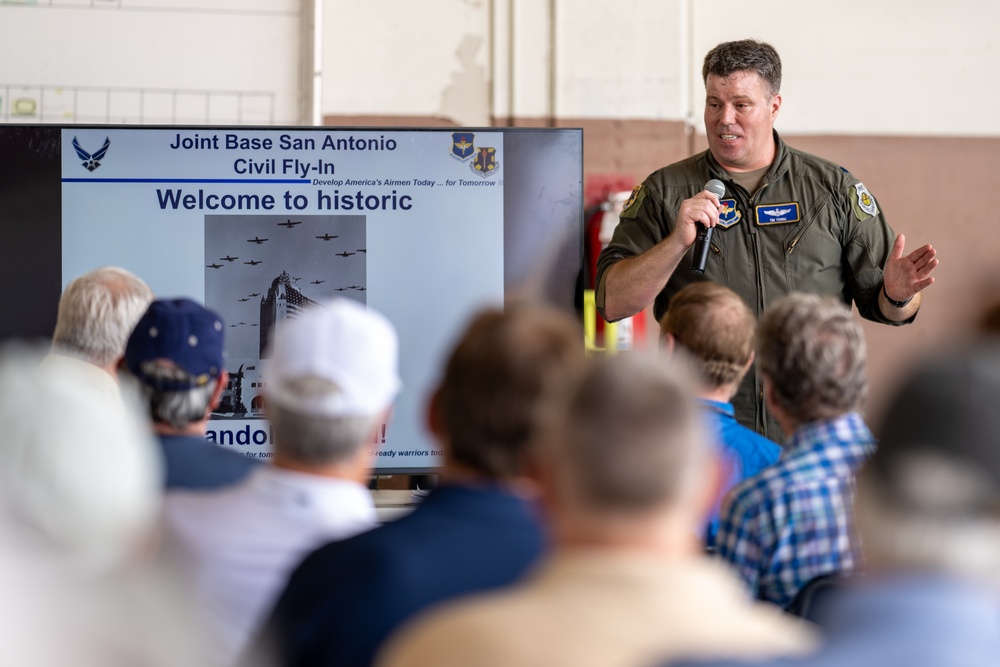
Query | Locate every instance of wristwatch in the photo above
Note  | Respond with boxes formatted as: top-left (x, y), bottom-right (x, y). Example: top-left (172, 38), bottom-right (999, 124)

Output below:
top-left (882, 283), bottom-right (912, 309)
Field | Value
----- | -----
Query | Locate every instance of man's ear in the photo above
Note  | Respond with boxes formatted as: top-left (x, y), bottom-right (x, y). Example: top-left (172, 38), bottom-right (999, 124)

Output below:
top-left (660, 332), bottom-right (676, 358)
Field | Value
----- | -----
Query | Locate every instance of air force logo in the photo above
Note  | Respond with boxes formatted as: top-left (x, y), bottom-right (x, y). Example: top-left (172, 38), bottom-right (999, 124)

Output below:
top-left (717, 199), bottom-right (742, 228)
top-left (471, 146), bottom-right (499, 178)
top-left (72, 136), bottom-right (111, 172)
top-left (451, 132), bottom-right (475, 161)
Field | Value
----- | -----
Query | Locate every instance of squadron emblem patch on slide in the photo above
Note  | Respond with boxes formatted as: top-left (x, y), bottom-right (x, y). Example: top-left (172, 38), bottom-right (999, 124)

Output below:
top-left (450, 132), bottom-right (475, 161)
top-left (620, 185), bottom-right (647, 219)
top-left (852, 182), bottom-right (878, 219)
top-left (470, 147), bottom-right (499, 178)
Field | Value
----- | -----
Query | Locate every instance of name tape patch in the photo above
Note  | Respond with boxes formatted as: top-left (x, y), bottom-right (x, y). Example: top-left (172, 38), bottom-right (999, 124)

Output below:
top-left (755, 202), bottom-right (801, 226)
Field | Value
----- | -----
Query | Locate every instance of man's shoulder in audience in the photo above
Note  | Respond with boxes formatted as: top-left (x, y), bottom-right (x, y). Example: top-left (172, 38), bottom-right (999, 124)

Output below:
top-left (158, 433), bottom-right (260, 491)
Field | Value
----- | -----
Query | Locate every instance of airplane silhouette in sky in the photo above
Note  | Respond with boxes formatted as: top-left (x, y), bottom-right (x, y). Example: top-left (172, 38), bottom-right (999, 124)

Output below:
top-left (244, 259), bottom-right (262, 266)
top-left (278, 219), bottom-right (302, 228)
top-left (248, 292), bottom-right (260, 297)
top-left (311, 279), bottom-right (325, 284)
top-left (247, 236), bottom-right (269, 244)
top-left (220, 255), bottom-right (238, 262)
top-left (316, 234), bottom-right (339, 241)
top-left (206, 263), bottom-right (223, 269)
top-left (239, 297), bottom-right (250, 302)
top-left (336, 251), bottom-right (355, 257)
top-left (335, 287), bottom-right (349, 291)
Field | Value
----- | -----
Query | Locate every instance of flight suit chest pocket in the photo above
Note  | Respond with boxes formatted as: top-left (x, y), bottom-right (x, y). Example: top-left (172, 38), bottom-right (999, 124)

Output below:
top-left (771, 200), bottom-right (843, 293)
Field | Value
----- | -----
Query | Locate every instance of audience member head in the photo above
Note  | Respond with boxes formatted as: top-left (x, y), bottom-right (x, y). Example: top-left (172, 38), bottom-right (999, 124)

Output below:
top-left (859, 343), bottom-right (1000, 582)
top-left (0, 342), bottom-right (161, 574)
top-left (702, 38), bottom-right (782, 96)
top-left (52, 266), bottom-right (154, 371)
top-left (431, 302), bottom-right (584, 483)
top-left (264, 299), bottom-right (401, 471)
top-left (660, 282), bottom-right (756, 397)
top-left (124, 298), bottom-right (228, 433)
top-left (758, 292), bottom-right (867, 432)
top-left (543, 351), bottom-right (710, 542)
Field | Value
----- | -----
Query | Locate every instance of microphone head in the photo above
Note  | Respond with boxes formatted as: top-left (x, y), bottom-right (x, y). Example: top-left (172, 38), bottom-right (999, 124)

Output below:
top-left (704, 179), bottom-right (726, 199)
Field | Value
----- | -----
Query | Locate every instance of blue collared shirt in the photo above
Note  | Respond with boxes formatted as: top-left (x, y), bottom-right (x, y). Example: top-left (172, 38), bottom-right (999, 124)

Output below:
top-left (715, 412), bottom-right (876, 608)
top-left (699, 399), bottom-right (781, 548)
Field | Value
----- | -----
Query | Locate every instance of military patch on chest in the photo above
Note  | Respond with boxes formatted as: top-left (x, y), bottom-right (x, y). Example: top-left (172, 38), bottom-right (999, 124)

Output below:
top-left (755, 202), bottom-right (801, 226)
top-left (620, 185), bottom-right (647, 219)
top-left (717, 199), bottom-right (742, 228)
top-left (852, 182), bottom-right (878, 219)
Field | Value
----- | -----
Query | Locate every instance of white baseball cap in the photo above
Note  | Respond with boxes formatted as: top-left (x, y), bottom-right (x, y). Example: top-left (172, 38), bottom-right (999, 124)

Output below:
top-left (264, 299), bottom-right (402, 418)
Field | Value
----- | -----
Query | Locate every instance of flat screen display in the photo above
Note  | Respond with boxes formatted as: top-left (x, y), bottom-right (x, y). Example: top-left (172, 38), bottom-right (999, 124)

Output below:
top-left (0, 125), bottom-right (583, 473)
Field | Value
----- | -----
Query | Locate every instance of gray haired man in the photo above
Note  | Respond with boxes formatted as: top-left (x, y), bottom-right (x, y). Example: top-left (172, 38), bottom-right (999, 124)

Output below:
top-left (668, 344), bottom-right (1000, 667)
top-left (45, 266), bottom-right (153, 402)
top-left (124, 297), bottom-right (259, 491)
top-left (715, 292), bottom-right (875, 609)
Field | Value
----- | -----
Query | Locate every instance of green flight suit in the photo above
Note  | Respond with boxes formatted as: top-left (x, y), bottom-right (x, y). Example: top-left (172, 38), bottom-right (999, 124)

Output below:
top-left (595, 131), bottom-right (912, 442)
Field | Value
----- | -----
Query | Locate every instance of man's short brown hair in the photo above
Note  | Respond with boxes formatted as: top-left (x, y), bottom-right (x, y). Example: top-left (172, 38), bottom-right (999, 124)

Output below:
top-left (552, 352), bottom-right (707, 513)
top-left (702, 39), bottom-right (782, 97)
top-left (660, 282), bottom-right (756, 390)
top-left (433, 302), bottom-right (584, 481)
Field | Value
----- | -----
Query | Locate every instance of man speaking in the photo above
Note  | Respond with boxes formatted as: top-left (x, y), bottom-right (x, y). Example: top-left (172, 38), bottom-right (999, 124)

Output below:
top-left (596, 39), bottom-right (938, 440)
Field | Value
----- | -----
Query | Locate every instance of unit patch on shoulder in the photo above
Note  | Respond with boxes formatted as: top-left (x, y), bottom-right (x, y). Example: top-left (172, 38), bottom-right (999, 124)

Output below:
top-left (620, 185), bottom-right (648, 219)
top-left (717, 199), bottom-right (742, 228)
top-left (852, 182), bottom-right (878, 219)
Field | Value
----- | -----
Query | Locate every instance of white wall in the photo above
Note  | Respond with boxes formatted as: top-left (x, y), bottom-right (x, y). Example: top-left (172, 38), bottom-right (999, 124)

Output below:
top-left (323, 0), bottom-right (1000, 137)
top-left (2, 0), bottom-right (997, 135)
top-left (322, 0), bottom-right (491, 124)
top-left (0, 0), bottom-right (302, 124)
top-left (690, 0), bottom-right (998, 137)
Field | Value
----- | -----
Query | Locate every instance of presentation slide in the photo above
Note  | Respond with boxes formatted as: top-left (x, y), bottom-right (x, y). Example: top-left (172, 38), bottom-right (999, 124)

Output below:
top-left (61, 128), bottom-right (511, 471)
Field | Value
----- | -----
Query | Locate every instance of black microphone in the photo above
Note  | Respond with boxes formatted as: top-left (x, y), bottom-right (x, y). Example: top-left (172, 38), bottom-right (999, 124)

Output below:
top-left (691, 179), bottom-right (726, 274)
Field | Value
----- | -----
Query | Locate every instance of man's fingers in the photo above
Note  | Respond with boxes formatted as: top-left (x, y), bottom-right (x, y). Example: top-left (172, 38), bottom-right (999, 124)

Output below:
top-left (915, 257), bottom-right (940, 279)
top-left (681, 198), bottom-right (720, 227)
top-left (889, 233), bottom-right (906, 260)
top-left (905, 243), bottom-right (935, 264)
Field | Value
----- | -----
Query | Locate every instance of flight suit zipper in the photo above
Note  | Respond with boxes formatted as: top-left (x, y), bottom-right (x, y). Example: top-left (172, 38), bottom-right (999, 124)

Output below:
top-left (786, 216), bottom-right (818, 255)
top-left (748, 180), bottom-right (772, 437)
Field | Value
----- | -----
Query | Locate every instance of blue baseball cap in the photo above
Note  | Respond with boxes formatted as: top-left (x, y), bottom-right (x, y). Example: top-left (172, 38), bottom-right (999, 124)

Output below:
top-left (124, 298), bottom-right (225, 390)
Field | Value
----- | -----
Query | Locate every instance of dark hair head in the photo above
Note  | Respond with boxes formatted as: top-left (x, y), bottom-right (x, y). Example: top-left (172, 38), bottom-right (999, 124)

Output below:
top-left (703, 39), bottom-right (782, 96)
top-left (434, 302), bottom-right (584, 481)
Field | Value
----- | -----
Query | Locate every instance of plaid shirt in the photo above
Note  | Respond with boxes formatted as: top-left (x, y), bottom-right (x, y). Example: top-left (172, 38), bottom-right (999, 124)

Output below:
top-left (715, 412), bottom-right (876, 609)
